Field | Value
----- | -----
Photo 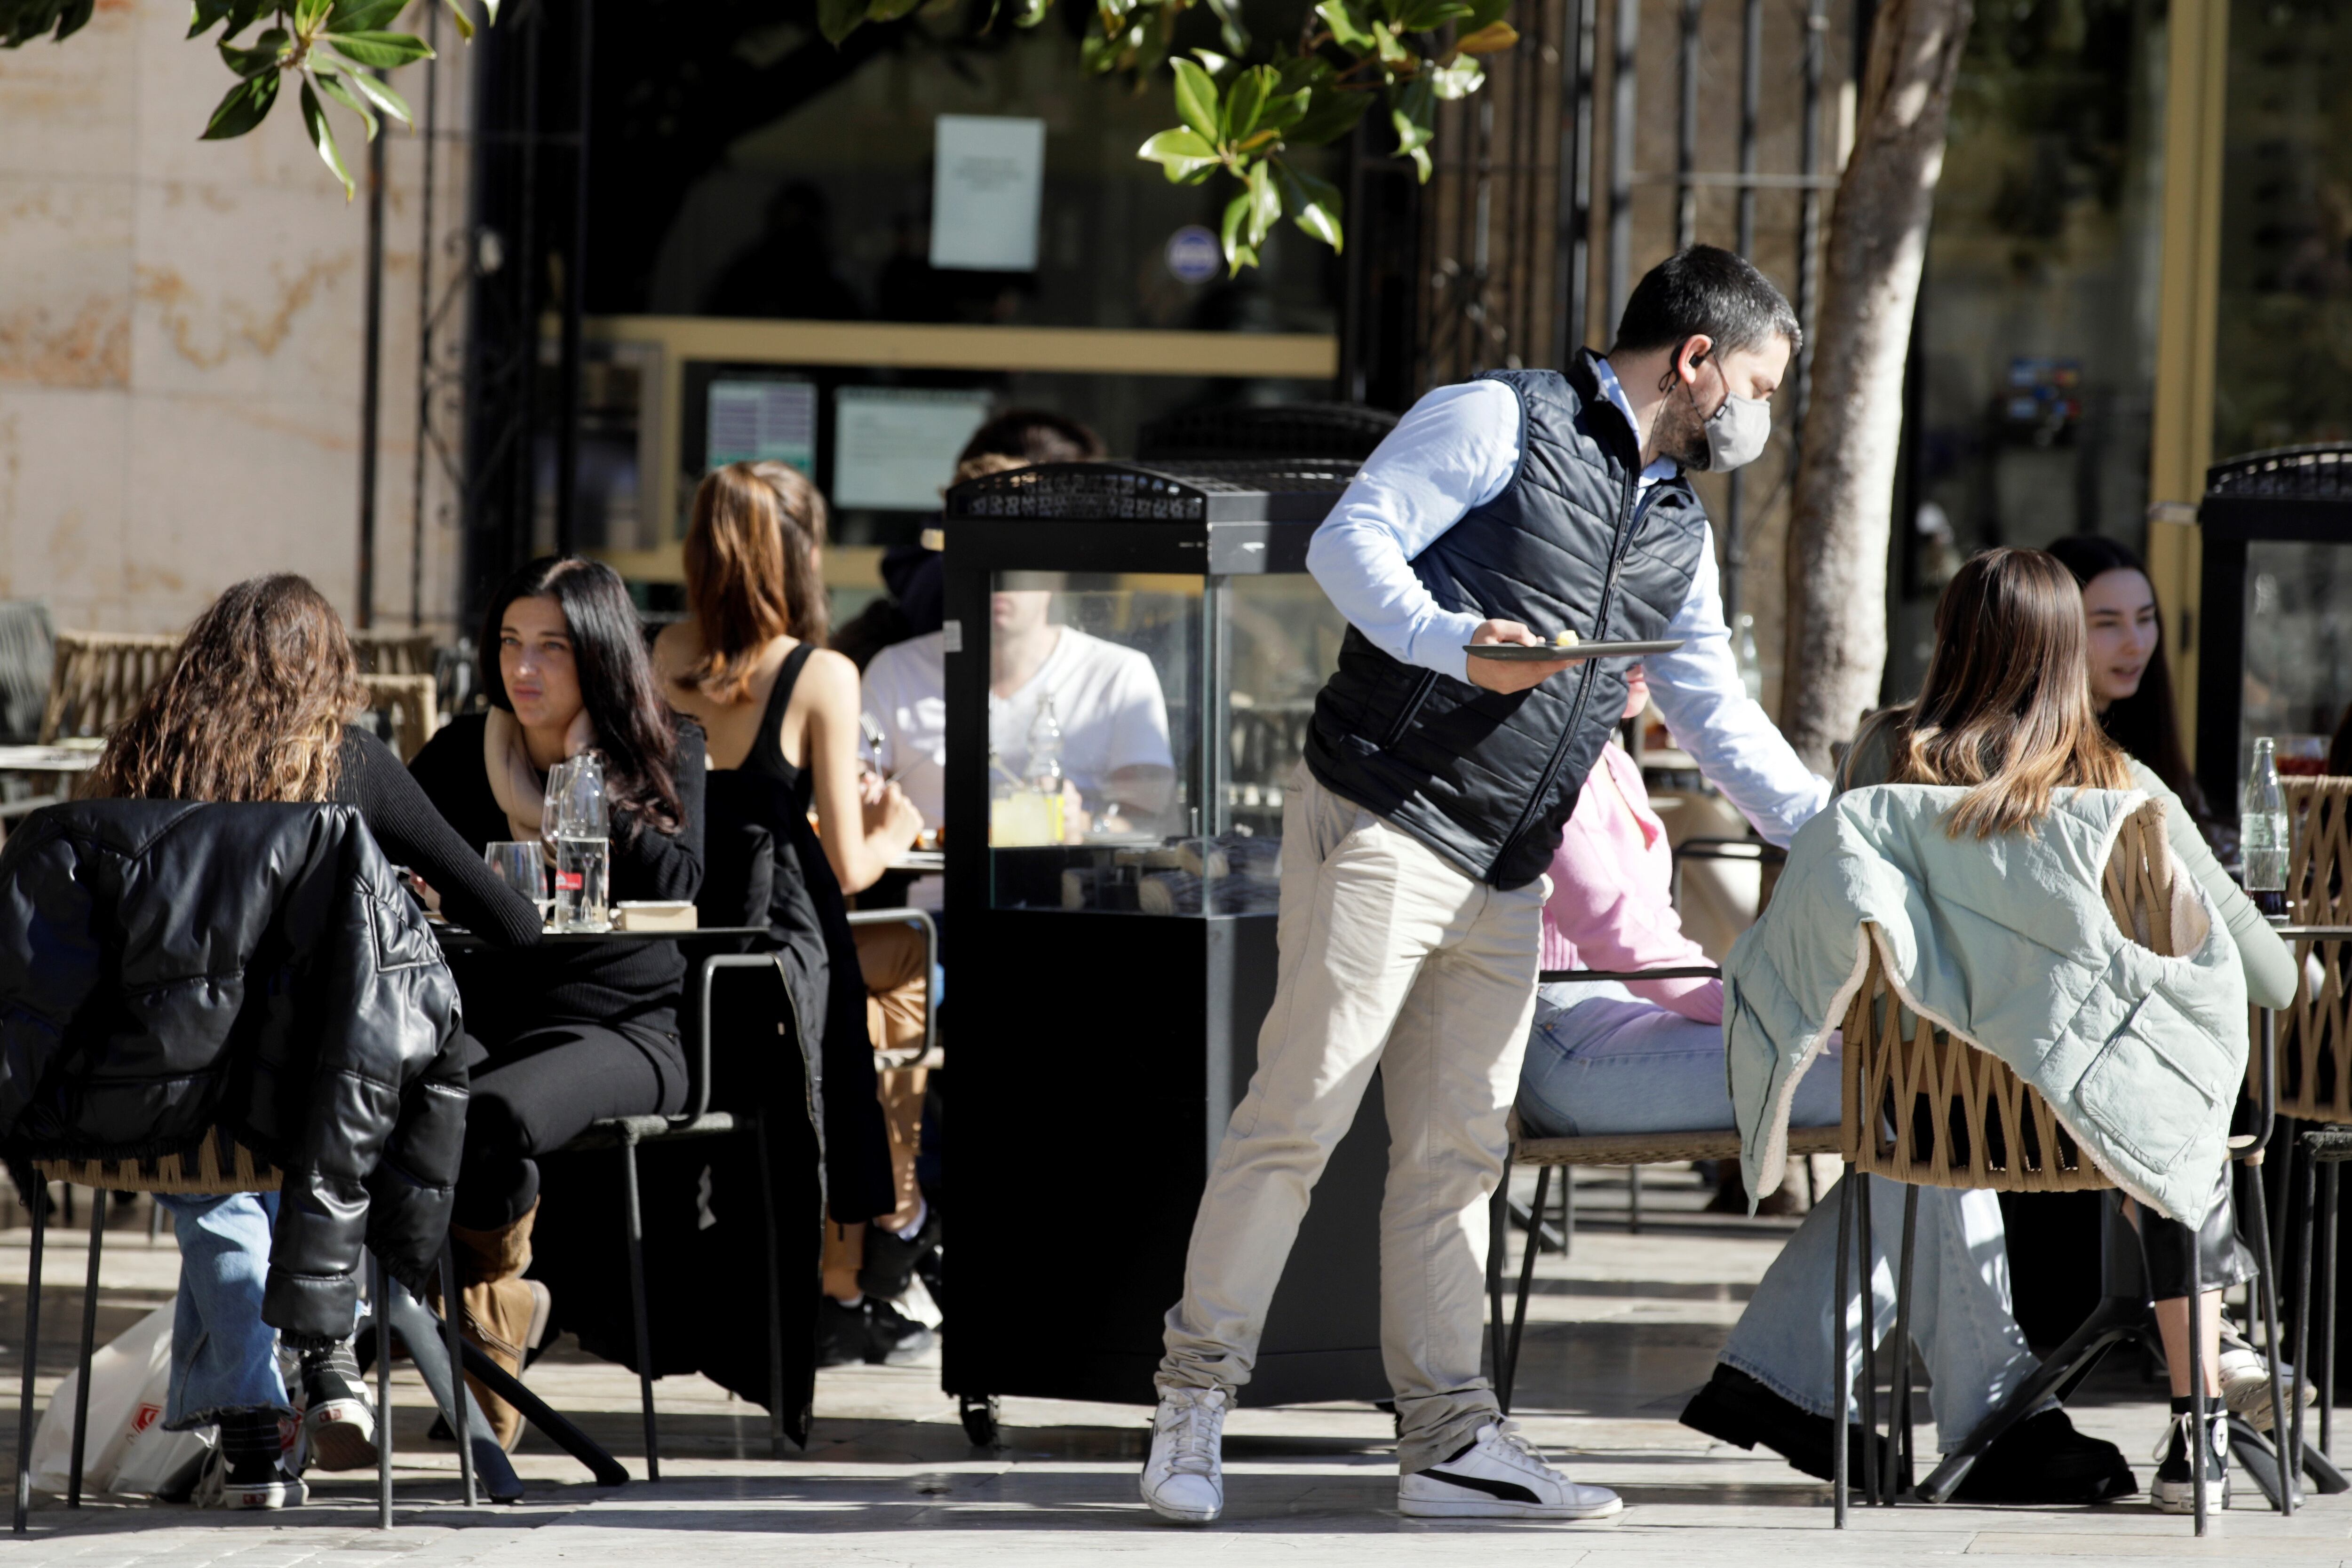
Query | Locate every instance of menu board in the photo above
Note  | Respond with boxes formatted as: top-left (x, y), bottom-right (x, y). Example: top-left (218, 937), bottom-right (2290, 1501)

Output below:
top-left (832, 386), bottom-right (995, 510)
top-left (706, 378), bottom-right (816, 473)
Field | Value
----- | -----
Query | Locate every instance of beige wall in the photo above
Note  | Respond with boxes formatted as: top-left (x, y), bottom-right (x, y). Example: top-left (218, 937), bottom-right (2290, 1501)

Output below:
top-left (0, 0), bottom-right (470, 640)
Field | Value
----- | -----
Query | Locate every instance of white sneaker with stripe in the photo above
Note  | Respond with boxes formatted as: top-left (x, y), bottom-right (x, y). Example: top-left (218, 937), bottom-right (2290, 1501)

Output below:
top-left (1398, 1422), bottom-right (1624, 1520)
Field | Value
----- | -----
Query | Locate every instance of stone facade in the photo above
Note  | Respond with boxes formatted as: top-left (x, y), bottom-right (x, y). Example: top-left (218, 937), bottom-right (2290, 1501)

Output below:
top-left (0, 0), bottom-right (471, 640)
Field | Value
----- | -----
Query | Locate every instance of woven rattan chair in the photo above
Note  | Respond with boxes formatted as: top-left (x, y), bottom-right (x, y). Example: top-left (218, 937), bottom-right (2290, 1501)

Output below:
top-left (349, 631), bottom-right (437, 677)
top-left (358, 673), bottom-right (440, 763)
top-left (38, 632), bottom-right (179, 744)
top-left (1828, 799), bottom-right (2266, 1532)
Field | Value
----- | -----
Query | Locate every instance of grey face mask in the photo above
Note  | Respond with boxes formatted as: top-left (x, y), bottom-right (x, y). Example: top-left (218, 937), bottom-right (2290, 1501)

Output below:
top-left (1700, 382), bottom-right (1772, 472)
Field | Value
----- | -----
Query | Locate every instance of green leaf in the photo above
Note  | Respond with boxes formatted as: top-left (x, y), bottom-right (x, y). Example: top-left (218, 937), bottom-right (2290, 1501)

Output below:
top-left (1011, 0), bottom-right (1051, 25)
top-left (1288, 83), bottom-right (1370, 145)
top-left (294, 0), bottom-right (334, 34)
top-left (327, 0), bottom-right (408, 31)
top-left (440, 0), bottom-right (474, 40)
top-left (1136, 126), bottom-right (1219, 182)
top-left (311, 64), bottom-right (380, 137)
top-left (5, 0), bottom-right (93, 46)
top-left (1189, 47), bottom-right (1232, 79)
top-left (1314, 0), bottom-right (1374, 48)
top-left (1220, 190), bottom-right (1258, 273)
top-left (339, 64), bottom-right (412, 123)
top-left (1254, 85), bottom-right (1309, 136)
top-left (817, 0), bottom-right (866, 41)
top-left (1221, 63), bottom-right (1272, 143)
top-left (1391, 76), bottom-right (1434, 180)
top-left (219, 25), bottom-right (289, 76)
top-left (479, 0), bottom-right (497, 20)
top-left (1462, 0), bottom-right (1510, 27)
top-left (1452, 18), bottom-right (1516, 52)
top-left (868, 0), bottom-right (922, 22)
top-left (1427, 55), bottom-right (1482, 98)
top-left (1169, 55), bottom-right (1219, 143)
top-left (1201, 0), bottom-right (1248, 54)
top-left (199, 67), bottom-right (279, 139)
top-left (318, 27), bottom-right (431, 66)
top-left (1245, 157), bottom-right (1279, 246)
top-left (1395, 0), bottom-right (1473, 31)
top-left (1272, 157), bottom-right (1343, 251)
top-left (300, 78), bottom-right (355, 197)
top-left (187, 0), bottom-right (236, 39)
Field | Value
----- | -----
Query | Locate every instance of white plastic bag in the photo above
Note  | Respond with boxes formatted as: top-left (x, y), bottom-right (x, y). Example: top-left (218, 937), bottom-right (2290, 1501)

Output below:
top-left (30, 1304), bottom-right (213, 1498)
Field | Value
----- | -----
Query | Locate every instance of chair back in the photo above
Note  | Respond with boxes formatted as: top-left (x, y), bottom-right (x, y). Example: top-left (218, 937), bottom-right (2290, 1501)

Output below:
top-left (2273, 776), bottom-right (2352, 1121)
top-left (33, 1126), bottom-right (279, 1196)
top-left (350, 630), bottom-right (437, 676)
top-left (0, 602), bottom-right (55, 744)
top-left (358, 673), bottom-right (440, 763)
top-left (39, 632), bottom-right (179, 744)
top-left (1841, 798), bottom-right (2190, 1192)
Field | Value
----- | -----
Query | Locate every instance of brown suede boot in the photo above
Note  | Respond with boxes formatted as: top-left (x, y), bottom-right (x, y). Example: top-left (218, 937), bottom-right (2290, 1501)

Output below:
top-left (441, 1202), bottom-right (547, 1450)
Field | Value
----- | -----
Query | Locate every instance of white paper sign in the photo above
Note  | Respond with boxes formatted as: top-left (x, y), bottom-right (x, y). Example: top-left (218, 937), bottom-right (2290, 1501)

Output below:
top-left (930, 115), bottom-right (1045, 272)
top-left (706, 379), bottom-right (816, 473)
top-left (833, 387), bottom-right (995, 511)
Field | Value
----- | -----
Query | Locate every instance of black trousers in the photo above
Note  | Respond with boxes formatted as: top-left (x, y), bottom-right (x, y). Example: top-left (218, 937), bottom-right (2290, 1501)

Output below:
top-left (2139, 1165), bottom-right (2247, 1303)
top-left (456, 1023), bottom-right (685, 1231)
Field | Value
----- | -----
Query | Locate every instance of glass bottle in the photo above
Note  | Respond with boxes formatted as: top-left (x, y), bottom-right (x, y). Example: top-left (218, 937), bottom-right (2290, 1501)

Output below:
top-left (554, 752), bottom-right (611, 932)
top-left (1732, 612), bottom-right (1764, 705)
top-left (2242, 736), bottom-right (2288, 919)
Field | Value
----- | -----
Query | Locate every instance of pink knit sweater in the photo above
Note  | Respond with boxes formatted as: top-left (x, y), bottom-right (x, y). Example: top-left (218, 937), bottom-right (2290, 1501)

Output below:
top-left (1540, 742), bottom-right (1723, 1024)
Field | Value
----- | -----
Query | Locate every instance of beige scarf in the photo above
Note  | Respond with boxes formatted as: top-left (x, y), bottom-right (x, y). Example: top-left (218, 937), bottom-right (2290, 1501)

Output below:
top-left (484, 706), bottom-right (598, 842)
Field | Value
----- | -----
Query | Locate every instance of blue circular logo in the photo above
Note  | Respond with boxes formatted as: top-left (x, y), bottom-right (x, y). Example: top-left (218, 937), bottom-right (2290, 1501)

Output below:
top-left (1165, 225), bottom-right (1222, 285)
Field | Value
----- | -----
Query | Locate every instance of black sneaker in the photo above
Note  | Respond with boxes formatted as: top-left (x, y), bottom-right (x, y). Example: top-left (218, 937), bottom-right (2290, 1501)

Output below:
top-left (299, 1341), bottom-right (379, 1473)
top-left (2151, 1410), bottom-right (2228, 1513)
top-left (1951, 1407), bottom-right (2135, 1504)
top-left (1680, 1363), bottom-right (1901, 1485)
top-left (817, 1297), bottom-right (871, 1368)
top-left (858, 1206), bottom-right (942, 1301)
top-left (864, 1297), bottom-right (936, 1365)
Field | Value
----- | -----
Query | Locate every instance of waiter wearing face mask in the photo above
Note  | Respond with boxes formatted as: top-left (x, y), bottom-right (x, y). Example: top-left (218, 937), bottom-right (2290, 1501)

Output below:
top-left (1138, 245), bottom-right (1832, 1527)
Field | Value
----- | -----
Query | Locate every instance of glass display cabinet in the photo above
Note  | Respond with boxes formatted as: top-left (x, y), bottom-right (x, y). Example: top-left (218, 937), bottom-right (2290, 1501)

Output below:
top-left (2195, 447), bottom-right (2352, 819)
top-left (941, 460), bottom-right (1389, 1419)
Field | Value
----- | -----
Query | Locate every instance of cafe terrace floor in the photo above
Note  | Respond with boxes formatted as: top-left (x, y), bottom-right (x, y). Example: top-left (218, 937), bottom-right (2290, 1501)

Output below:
top-left (2, 1167), bottom-right (2344, 1567)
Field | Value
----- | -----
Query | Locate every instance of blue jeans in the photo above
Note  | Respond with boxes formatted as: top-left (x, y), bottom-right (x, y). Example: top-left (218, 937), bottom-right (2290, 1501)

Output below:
top-left (1516, 990), bottom-right (2042, 1447)
top-left (157, 1194), bottom-right (293, 1429)
top-left (1515, 984), bottom-right (1842, 1138)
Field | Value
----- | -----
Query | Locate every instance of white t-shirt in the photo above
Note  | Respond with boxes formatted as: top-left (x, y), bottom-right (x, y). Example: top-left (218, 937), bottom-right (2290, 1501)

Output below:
top-left (862, 631), bottom-right (948, 829)
top-left (987, 626), bottom-right (1174, 810)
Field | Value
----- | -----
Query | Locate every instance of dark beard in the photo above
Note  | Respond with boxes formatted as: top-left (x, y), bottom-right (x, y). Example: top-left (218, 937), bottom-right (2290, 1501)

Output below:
top-left (1653, 383), bottom-right (1713, 470)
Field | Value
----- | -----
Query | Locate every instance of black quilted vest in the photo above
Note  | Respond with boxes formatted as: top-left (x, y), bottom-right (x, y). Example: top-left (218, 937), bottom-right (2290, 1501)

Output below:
top-left (1303, 355), bottom-right (1711, 890)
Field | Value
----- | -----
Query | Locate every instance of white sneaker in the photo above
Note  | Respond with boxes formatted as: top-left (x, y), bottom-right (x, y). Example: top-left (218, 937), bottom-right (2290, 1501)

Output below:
top-left (1399, 1422), bottom-right (1623, 1520)
top-left (2217, 1337), bottom-right (2308, 1434)
top-left (1140, 1387), bottom-right (1227, 1523)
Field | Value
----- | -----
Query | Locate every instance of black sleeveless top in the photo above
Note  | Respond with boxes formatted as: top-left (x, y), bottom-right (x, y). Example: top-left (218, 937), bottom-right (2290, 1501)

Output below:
top-left (737, 641), bottom-right (817, 812)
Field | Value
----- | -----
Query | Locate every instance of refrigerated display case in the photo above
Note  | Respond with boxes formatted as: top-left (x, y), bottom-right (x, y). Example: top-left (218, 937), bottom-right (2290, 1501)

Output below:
top-left (940, 460), bottom-right (1387, 1433)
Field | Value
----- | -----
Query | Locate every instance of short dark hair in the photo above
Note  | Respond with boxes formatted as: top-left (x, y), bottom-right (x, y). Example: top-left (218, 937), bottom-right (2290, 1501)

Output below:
top-left (1610, 245), bottom-right (1802, 360)
top-left (958, 409), bottom-right (1105, 468)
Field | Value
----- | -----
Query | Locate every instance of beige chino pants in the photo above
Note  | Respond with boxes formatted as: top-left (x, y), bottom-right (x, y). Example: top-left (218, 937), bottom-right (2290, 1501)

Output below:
top-left (1156, 762), bottom-right (1547, 1473)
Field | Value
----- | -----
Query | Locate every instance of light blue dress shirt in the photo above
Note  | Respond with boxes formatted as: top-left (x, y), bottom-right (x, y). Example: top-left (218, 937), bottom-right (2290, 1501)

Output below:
top-left (1303, 369), bottom-right (1830, 847)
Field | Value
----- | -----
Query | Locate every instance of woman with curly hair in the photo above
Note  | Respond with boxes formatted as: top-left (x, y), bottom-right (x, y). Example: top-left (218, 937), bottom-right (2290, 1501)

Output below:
top-left (89, 573), bottom-right (542, 1508)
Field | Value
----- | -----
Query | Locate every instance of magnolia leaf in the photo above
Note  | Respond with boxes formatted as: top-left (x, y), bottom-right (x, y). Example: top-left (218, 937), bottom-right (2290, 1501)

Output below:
top-left (1272, 157), bottom-right (1343, 252)
top-left (1220, 62), bottom-right (1272, 143)
top-left (817, 0), bottom-right (867, 43)
top-left (300, 78), bottom-right (355, 198)
top-left (311, 65), bottom-right (379, 137)
top-left (869, 0), bottom-right (925, 24)
top-left (294, 0), bottom-right (333, 35)
top-left (187, 0), bottom-right (236, 39)
top-left (1452, 19), bottom-right (1516, 52)
top-left (1273, 52), bottom-right (1330, 94)
top-left (1220, 190), bottom-right (1258, 273)
top-left (1287, 83), bottom-right (1370, 145)
top-left (200, 64), bottom-right (279, 137)
top-left (1012, 0), bottom-right (1052, 28)
top-left (481, 0), bottom-right (497, 20)
top-left (326, 0), bottom-right (407, 31)
top-left (1369, 19), bottom-right (1414, 66)
top-left (1395, 0), bottom-right (1473, 32)
top-left (341, 64), bottom-right (412, 123)
top-left (1136, 126), bottom-right (1219, 182)
top-left (441, 0), bottom-right (475, 41)
top-left (1169, 55), bottom-right (1219, 143)
top-left (1201, 0), bottom-right (1248, 54)
top-left (1391, 76), bottom-right (1435, 179)
top-left (1189, 46), bottom-right (1232, 78)
top-left (219, 26), bottom-right (289, 77)
top-left (1427, 56), bottom-right (1483, 98)
top-left (318, 27), bottom-right (432, 66)
top-left (1313, 0), bottom-right (1374, 49)
top-left (1255, 84), bottom-right (1308, 135)
top-left (1463, 0), bottom-right (1511, 27)
top-left (1245, 156), bottom-right (1279, 245)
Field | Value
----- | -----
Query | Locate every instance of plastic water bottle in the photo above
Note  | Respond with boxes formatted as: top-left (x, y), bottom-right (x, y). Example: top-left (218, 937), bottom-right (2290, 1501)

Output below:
top-left (554, 754), bottom-right (612, 932)
top-left (1027, 696), bottom-right (1066, 842)
top-left (1732, 613), bottom-right (1764, 704)
top-left (2243, 736), bottom-right (2288, 918)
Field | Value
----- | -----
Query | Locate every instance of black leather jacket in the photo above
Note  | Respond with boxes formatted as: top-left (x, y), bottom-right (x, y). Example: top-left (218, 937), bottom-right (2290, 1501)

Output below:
top-left (0, 800), bottom-right (467, 1340)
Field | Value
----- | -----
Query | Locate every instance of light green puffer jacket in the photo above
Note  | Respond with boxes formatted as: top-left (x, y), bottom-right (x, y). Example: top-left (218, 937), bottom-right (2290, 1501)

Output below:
top-left (1725, 784), bottom-right (2248, 1223)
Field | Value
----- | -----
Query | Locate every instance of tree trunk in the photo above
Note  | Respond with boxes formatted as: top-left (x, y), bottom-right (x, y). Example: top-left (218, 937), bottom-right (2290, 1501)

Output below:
top-left (1778, 0), bottom-right (1973, 772)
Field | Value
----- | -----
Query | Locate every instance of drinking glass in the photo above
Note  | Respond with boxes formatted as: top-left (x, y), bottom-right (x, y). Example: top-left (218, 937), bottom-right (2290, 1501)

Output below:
top-left (484, 840), bottom-right (553, 928)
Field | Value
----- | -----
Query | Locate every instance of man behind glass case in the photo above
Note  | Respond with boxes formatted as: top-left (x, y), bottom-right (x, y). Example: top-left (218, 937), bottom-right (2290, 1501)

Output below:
top-left (1139, 246), bottom-right (1831, 1525)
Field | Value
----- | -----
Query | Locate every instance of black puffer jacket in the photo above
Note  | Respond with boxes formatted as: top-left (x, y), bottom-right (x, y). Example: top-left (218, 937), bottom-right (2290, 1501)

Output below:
top-left (0, 800), bottom-right (466, 1341)
top-left (1306, 355), bottom-right (1710, 890)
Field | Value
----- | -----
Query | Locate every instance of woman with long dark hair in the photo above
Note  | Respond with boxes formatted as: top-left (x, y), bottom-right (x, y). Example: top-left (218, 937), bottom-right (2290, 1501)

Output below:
top-left (407, 556), bottom-right (705, 1445)
top-left (652, 460), bottom-right (925, 1368)
top-left (2044, 535), bottom-right (2209, 824)
top-left (91, 573), bottom-right (542, 1506)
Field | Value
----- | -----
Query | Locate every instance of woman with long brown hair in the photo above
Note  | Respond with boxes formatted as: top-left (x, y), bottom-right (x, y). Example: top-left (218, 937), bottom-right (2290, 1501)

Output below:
top-left (89, 573), bottom-right (541, 1508)
top-left (653, 460), bottom-right (928, 1370)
